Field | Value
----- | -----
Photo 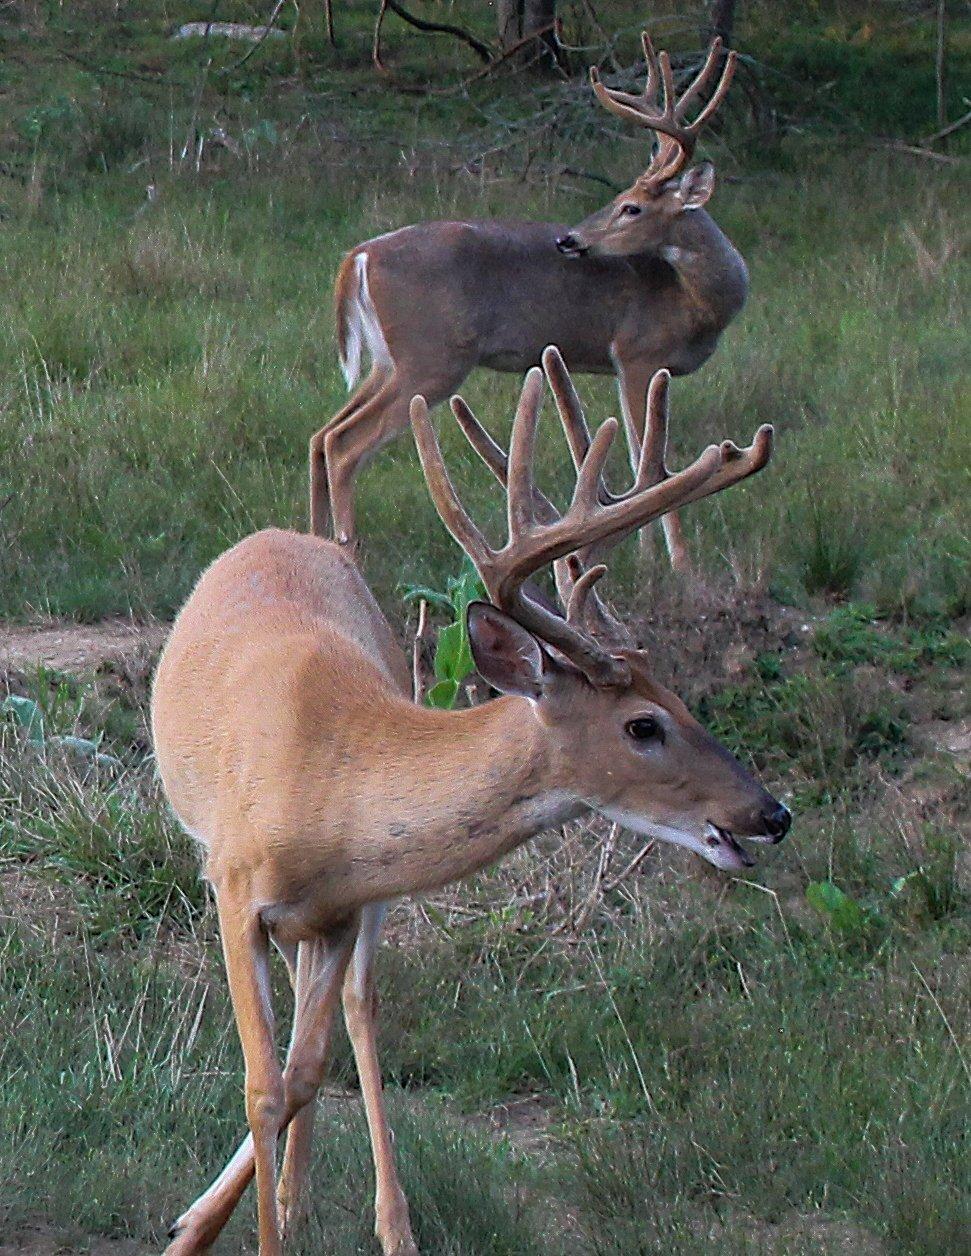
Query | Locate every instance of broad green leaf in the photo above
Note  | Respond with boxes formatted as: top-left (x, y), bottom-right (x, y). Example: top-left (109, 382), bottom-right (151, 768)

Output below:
top-left (806, 880), bottom-right (868, 932)
top-left (49, 735), bottom-right (122, 768)
top-left (2, 695), bottom-right (45, 747)
top-left (434, 620), bottom-right (464, 681)
top-left (427, 679), bottom-right (459, 709)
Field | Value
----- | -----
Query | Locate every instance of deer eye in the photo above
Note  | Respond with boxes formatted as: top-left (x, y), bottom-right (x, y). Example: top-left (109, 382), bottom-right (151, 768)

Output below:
top-left (620, 203), bottom-right (642, 217)
top-left (626, 715), bottom-right (664, 743)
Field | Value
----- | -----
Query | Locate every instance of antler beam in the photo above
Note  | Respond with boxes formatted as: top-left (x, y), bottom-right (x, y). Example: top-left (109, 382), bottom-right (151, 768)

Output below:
top-left (591, 32), bottom-right (737, 191)
top-left (410, 347), bottom-right (772, 688)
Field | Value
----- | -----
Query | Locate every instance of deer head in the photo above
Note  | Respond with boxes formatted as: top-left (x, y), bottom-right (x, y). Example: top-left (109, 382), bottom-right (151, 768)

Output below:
top-left (409, 348), bottom-right (790, 872)
top-left (557, 34), bottom-right (736, 259)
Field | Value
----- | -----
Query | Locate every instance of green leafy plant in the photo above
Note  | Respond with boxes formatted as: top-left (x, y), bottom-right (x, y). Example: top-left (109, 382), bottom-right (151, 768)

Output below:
top-left (806, 879), bottom-right (878, 937)
top-left (2, 694), bottom-right (120, 767)
top-left (404, 561), bottom-right (486, 709)
top-left (813, 603), bottom-right (968, 674)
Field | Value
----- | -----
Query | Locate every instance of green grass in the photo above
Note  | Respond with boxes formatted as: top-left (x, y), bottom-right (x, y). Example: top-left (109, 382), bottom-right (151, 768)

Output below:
top-left (2, 596), bottom-right (968, 1251)
top-left (0, 4), bottom-right (969, 1254)
top-left (0, 2), bottom-right (968, 622)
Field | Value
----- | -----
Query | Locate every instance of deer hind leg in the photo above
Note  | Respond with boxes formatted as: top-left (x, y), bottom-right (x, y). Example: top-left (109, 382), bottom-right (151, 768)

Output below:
top-left (614, 355), bottom-right (690, 571)
top-left (165, 922), bottom-right (358, 1255)
top-left (342, 903), bottom-right (418, 1256)
top-left (310, 365), bottom-right (391, 538)
top-left (216, 883), bottom-right (285, 1256)
top-left (275, 940), bottom-right (325, 1238)
top-left (325, 369), bottom-right (461, 547)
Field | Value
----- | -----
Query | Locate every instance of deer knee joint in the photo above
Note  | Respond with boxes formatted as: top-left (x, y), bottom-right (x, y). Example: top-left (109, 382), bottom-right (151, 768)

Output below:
top-left (285, 1061), bottom-right (321, 1111)
top-left (246, 1080), bottom-right (285, 1132)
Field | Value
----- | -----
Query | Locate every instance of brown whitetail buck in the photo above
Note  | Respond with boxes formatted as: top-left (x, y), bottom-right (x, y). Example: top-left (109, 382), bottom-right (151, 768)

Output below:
top-left (311, 32), bottom-right (745, 569)
top-left (153, 347), bottom-right (789, 1255)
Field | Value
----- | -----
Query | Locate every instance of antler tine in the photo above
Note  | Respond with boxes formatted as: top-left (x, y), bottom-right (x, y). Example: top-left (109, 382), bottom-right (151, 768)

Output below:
top-left (689, 48), bottom-right (737, 132)
top-left (541, 346), bottom-right (593, 476)
top-left (507, 367), bottom-right (544, 536)
top-left (543, 345), bottom-right (630, 520)
top-left (668, 423), bottom-right (774, 511)
top-left (570, 418), bottom-right (620, 516)
top-left (563, 558), bottom-right (629, 645)
top-left (450, 395), bottom-right (508, 487)
top-left (658, 49), bottom-right (675, 119)
top-left (673, 35), bottom-right (723, 120)
top-left (566, 561), bottom-right (608, 622)
top-left (409, 396), bottom-right (494, 574)
top-left (633, 368), bottom-right (671, 492)
top-left (589, 67), bottom-right (662, 131)
top-left (641, 31), bottom-right (660, 100)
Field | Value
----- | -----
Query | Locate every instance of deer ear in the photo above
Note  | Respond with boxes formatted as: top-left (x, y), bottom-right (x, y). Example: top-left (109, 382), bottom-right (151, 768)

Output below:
top-left (675, 161), bottom-right (715, 210)
top-left (467, 602), bottom-right (550, 700)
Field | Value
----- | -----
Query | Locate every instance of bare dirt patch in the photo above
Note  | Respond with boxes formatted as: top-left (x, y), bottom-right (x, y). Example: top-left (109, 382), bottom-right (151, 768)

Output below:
top-left (0, 621), bottom-right (167, 677)
top-left (0, 1222), bottom-right (148, 1255)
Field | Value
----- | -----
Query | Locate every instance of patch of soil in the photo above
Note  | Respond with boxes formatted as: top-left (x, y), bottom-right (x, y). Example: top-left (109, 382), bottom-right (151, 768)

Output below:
top-left (714, 1210), bottom-right (887, 1254)
top-left (0, 621), bottom-right (166, 678)
top-left (912, 717), bottom-right (971, 770)
top-left (0, 1222), bottom-right (148, 1255)
top-left (463, 1094), bottom-right (559, 1156)
top-left (632, 578), bottom-right (816, 703)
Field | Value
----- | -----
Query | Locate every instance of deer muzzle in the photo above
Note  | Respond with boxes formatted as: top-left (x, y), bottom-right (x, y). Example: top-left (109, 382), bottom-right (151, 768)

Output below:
top-left (555, 232), bottom-right (588, 258)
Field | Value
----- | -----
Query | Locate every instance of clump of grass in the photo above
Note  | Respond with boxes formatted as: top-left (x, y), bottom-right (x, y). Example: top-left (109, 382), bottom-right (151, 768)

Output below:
top-left (1, 684), bottom-right (206, 938)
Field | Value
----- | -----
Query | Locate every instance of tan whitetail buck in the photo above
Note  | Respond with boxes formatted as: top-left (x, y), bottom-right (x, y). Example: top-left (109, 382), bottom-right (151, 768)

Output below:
top-left (311, 32), bottom-right (745, 569)
top-left (153, 348), bottom-right (789, 1255)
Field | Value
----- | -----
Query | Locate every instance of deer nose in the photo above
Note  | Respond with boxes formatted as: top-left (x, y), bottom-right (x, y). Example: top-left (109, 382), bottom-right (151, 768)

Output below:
top-left (556, 234), bottom-right (586, 257)
top-left (761, 802), bottom-right (791, 843)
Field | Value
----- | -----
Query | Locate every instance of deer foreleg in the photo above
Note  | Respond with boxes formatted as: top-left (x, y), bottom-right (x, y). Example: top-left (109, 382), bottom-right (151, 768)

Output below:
top-left (614, 352), bottom-right (689, 571)
top-left (166, 922), bottom-right (357, 1255)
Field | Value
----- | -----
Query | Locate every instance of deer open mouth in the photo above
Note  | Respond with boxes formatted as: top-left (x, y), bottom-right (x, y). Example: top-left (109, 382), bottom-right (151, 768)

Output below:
top-left (705, 822), bottom-right (757, 870)
top-left (555, 235), bottom-right (588, 258)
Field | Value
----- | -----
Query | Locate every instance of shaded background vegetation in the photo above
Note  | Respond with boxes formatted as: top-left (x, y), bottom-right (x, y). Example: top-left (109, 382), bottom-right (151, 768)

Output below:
top-left (0, 2), bottom-right (968, 1253)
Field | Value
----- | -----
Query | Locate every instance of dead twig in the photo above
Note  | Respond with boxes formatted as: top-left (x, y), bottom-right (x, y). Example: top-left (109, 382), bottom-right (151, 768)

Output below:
top-left (412, 599), bottom-right (430, 704)
top-left (564, 822), bottom-right (618, 933)
top-left (226, 0), bottom-right (288, 72)
top-left (603, 839), bottom-right (655, 891)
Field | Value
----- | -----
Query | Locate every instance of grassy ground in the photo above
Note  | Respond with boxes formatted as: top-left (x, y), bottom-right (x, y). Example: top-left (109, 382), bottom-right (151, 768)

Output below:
top-left (1, 2), bottom-right (969, 1254)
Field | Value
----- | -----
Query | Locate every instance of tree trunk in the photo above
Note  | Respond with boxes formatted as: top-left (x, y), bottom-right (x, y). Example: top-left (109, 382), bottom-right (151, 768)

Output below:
top-left (497, 0), bottom-right (565, 72)
top-left (709, 0), bottom-right (737, 44)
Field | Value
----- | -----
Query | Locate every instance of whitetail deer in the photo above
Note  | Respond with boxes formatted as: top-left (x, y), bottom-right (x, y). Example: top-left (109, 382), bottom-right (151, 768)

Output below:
top-left (312, 32), bottom-right (745, 570)
top-left (153, 348), bottom-right (789, 1255)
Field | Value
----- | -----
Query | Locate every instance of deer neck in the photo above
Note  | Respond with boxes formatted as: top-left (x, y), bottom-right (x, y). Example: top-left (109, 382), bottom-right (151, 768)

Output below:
top-left (655, 210), bottom-right (748, 328)
top-left (345, 695), bottom-right (583, 901)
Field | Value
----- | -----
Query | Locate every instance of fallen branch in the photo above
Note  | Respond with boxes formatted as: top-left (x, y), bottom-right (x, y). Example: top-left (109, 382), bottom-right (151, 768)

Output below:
top-left (923, 102), bottom-right (971, 145)
top-left (172, 21), bottom-right (285, 43)
top-left (452, 21), bottom-right (559, 89)
top-left (374, 0), bottom-right (492, 74)
top-left (374, 7), bottom-right (557, 92)
top-left (560, 166), bottom-right (622, 192)
top-left (877, 138), bottom-right (963, 165)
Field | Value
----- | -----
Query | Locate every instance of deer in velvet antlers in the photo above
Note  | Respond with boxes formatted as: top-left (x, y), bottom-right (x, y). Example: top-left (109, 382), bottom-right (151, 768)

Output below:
top-left (311, 33), bottom-right (746, 570)
top-left (154, 348), bottom-right (789, 1255)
